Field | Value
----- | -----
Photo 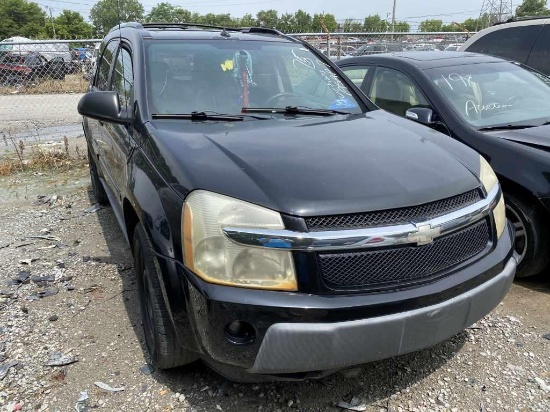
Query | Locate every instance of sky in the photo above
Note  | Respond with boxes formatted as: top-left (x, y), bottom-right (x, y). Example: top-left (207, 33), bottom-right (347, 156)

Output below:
top-left (35, 0), bottom-right (520, 27)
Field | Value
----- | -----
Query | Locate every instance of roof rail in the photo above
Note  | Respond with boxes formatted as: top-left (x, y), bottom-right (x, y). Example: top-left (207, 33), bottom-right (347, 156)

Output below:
top-left (142, 22), bottom-right (241, 32)
top-left (108, 22), bottom-right (143, 33)
top-left (110, 22), bottom-right (296, 41)
top-left (495, 15), bottom-right (550, 25)
top-left (239, 27), bottom-right (284, 36)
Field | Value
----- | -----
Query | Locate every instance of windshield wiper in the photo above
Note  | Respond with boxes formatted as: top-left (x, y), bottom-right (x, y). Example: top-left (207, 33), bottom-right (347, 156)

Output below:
top-left (152, 111), bottom-right (271, 121)
top-left (478, 124), bottom-right (537, 131)
top-left (242, 106), bottom-right (350, 116)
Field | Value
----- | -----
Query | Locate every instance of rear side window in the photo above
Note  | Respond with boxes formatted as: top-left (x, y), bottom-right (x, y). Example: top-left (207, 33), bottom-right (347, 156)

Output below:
top-left (95, 40), bottom-right (119, 90)
top-left (527, 25), bottom-right (550, 75)
top-left (466, 25), bottom-right (542, 63)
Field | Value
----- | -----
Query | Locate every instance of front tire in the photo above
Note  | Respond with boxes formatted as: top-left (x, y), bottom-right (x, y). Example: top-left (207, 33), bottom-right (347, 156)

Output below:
top-left (505, 192), bottom-right (550, 277)
top-left (133, 223), bottom-right (198, 369)
top-left (88, 149), bottom-right (109, 205)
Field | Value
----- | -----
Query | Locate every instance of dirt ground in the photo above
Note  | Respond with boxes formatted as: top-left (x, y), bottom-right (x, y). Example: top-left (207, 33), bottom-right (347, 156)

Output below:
top-left (0, 157), bottom-right (549, 411)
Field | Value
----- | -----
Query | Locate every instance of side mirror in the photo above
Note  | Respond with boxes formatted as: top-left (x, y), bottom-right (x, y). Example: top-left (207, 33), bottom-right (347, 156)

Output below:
top-left (78, 91), bottom-right (130, 124)
top-left (406, 107), bottom-right (434, 126)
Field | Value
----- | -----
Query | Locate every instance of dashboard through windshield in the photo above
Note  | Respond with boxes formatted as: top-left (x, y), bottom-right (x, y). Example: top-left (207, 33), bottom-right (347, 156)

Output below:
top-left (145, 39), bottom-right (364, 116)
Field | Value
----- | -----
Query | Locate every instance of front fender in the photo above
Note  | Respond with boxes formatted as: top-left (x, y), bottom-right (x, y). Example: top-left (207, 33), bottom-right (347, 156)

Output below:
top-left (126, 149), bottom-right (199, 351)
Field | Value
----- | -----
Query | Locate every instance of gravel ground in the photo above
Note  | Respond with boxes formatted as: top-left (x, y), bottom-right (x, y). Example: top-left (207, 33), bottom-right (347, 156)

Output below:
top-left (0, 165), bottom-right (549, 412)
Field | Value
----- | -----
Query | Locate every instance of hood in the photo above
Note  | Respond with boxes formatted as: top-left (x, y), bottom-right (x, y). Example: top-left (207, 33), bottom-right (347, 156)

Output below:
top-left (491, 124), bottom-right (550, 149)
top-left (144, 110), bottom-right (481, 217)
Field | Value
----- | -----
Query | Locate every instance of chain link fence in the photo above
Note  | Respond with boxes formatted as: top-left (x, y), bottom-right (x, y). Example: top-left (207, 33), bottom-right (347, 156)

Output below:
top-left (294, 32), bottom-right (474, 60)
top-left (0, 39), bottom-right (100, 146)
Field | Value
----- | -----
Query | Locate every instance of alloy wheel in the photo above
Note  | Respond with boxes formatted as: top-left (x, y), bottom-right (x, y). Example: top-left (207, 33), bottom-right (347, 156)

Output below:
top-left (506, 204), bottom-right (527, 264)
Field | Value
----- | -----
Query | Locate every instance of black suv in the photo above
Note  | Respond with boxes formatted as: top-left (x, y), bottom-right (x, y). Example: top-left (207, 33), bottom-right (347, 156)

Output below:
top-left (78, 22), bottom-right (516, 381)
top-left (461, 16), bottom-right (550, 76)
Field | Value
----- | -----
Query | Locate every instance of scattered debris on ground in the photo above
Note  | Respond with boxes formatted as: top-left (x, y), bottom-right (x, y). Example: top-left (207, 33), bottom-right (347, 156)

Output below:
top-left (0, 166), bottom-right (548, 411)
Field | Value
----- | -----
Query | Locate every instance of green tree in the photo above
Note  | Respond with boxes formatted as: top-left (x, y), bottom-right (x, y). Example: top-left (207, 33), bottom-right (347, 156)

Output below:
top-left (440, 23), bottom-right (458, 32)
top-left (47, 10), bottom-right (93, 39)
top-left (293, 10), bottom-right (312, 32)
top-left (256, 9), bottom-right (278, 28)
top-left (342, 19), bottom-right (363, 32)
top-left (146, 3), bottom-right (191, 23)
top-left (461, 18), bottom-right (482, 31)
top-left (90, 0), bottom-right (144, 36)
top-left (0, 0), bottom-right (47, 39)
top-left (312, 13), bottom-right (338, 32)
top-left (419, 19), bottom-right (444, 32)
top-left (277, 13), bottom-right (295, 32)
top-left (516, 0), bottom-right (549, 16)
top-left (363, 15), bottom-right (388, 32)
top-left (239, 13), bottom-right (257, 27)
top-left (393, 21), bottom-right (410, 32)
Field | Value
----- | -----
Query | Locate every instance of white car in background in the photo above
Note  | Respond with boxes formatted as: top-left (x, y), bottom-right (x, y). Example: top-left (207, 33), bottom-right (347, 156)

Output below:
top-left (444, 43), bottom-right (464, 51)
top-left (0, 36), bottom-right (72, 63)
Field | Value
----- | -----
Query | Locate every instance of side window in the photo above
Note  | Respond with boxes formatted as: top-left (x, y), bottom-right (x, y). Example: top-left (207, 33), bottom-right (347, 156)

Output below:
top-left (95, 40), bottom-right (119, 90)
top-left (527, 25), bottom-right (550, 76)
top-left (369, 67), bottom-right (430, 117)
top-left (111, 47), bottom-right (134, 111)
top-left (466, 25), bottom-right (542, 63)
top-left (340, 66), bottom-right (370, 93)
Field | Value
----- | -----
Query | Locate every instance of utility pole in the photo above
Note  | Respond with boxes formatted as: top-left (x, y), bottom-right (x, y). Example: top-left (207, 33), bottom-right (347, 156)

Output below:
top-left (48, 6), bottom-right (56, 39)
top-left (391, 0), bottom-right (396, 32)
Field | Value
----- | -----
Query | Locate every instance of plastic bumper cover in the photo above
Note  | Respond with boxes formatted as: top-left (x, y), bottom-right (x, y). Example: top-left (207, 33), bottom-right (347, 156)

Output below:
top-left (248, 256), bottom-right (516, 374)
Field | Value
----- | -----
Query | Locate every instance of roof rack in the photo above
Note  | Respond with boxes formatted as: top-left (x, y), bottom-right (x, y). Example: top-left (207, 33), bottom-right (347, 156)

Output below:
top-left (109, 22), bottom-right (296, 41)
top-left (495, 15), bottom-right (550, 25)
top-left (239, 27), bottom-right (284, 36)
top-left (142, 22), bottom-right (241, 31)
top-left (108, 22), bottom-right (144, 33)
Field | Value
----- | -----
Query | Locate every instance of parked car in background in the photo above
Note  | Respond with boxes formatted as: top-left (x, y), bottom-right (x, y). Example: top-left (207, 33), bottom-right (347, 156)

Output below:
top-left (0, 37), bottom-right (72, 63)
top-left (444, 43), bottom-right (464, 51)
top-left (337, 51), bottom-right (550, 277)
top-left (460, 16), bottom-right (550, 76)
top-left (78, 22), bottom-right (515, 380)
top-left (354, 43), bottom-right (403, 55)
top-left (0, 51), bottom-right (65, 84)
top-left (321, 48), bottom-right (351, 60)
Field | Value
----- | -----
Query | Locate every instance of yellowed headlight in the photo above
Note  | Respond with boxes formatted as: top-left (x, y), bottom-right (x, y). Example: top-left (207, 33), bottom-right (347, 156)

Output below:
top-left (479, 156), bottom-right (498, 194)
top-left (479, 156), bottom-right (505, 238)
top-left (494, 195), bottom-right (506, 239)
top-left (182, 191), bottom-right (297, 291)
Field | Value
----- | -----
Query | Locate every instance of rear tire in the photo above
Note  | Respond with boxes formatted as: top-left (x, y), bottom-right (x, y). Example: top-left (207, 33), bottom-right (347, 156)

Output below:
top-left (88, 149), bottom-right (109, 205)
top-left (505, 192), bottom-right (550, 277)
top-left (133, 223), bottom-right (198, 369)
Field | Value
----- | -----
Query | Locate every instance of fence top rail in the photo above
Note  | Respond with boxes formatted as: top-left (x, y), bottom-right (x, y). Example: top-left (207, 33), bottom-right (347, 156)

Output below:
top-left (292, 31), bottom-right (476, 37)
top-left (0, 39), bottom-right (102, 46)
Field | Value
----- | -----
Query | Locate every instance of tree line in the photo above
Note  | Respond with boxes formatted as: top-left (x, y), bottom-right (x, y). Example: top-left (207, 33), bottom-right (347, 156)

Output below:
top-left (0, 0), bottom-right (547, 40)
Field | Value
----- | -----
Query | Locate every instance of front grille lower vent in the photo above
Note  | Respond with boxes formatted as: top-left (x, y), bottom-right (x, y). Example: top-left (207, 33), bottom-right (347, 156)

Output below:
top-left (317, 219), bottom-right (490, 290)
top-left (306, 189), bottom-right (482, 231)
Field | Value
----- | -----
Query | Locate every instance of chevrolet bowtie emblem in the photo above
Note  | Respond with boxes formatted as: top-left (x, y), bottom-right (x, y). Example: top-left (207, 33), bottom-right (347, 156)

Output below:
top-left (408, 223), bottom-right (441, 245)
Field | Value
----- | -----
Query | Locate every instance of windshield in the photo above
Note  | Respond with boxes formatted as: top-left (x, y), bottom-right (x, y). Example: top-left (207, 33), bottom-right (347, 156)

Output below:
top-left (145, 39), bottom-right (363, 116)
top-left (426, 62), bottom-right (550, 129)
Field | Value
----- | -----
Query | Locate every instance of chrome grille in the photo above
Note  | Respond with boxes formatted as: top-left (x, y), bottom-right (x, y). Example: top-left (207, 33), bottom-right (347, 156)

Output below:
top-left (317, 219), bottom-right (490, 290)
top-left (306, 189), bottom-right (482, 231)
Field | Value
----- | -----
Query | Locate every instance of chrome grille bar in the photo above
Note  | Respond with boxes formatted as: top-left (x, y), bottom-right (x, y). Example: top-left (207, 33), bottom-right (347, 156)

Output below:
top-left (222, 185), bottom-right (500, 252)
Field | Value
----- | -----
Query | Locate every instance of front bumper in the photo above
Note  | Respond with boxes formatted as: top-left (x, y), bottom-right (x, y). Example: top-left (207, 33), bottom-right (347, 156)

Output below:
top-left (163, 221), bottom-right (515, 378)
top-left (249, 257), bottom-right (515, 374)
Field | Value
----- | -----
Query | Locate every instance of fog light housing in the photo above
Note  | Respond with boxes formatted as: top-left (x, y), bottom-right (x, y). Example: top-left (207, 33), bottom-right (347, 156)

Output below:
top-left (225, 320), bottom-right (256, 345)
